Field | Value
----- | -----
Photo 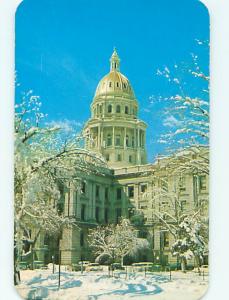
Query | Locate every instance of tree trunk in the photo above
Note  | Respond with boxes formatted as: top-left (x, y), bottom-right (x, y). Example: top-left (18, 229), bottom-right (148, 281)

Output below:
top-left (121, 256), bottom-right (124, 267)
top-left (195, 255), bottom-right (203, 275)
top-left (181, 257), bottom-right (187, 273)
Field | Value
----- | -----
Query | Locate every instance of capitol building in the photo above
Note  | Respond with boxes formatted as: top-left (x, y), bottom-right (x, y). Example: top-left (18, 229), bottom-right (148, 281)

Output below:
top-left (34, 50), bottom-right (209, 267)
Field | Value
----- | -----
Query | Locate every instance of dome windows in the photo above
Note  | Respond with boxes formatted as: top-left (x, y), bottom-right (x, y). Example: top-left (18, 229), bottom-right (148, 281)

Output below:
top-left (109, 82), bottom-right (112, 87)
top-left (125, 106), bottom-right (129, 114)
top-left (116, 105), bottom-right (121, 113)
top-left (108, 104), bottom-right (112, 113)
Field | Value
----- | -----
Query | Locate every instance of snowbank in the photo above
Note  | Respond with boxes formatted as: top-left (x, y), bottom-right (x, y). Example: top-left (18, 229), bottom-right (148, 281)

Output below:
top-left (16, 269), bottom-right (208, 300)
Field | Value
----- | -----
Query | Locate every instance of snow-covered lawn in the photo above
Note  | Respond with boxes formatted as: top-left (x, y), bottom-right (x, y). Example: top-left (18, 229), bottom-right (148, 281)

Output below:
top-left (16, 267), bottom-right (208, 300)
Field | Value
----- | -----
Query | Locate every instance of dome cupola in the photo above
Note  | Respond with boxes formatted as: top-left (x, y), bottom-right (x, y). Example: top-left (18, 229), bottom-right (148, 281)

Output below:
top-left (94, 48), bottom-right (135, 99)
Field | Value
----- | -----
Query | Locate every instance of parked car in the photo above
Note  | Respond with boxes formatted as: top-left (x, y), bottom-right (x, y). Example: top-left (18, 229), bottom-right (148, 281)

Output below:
top-left (85, 263), bottom-right (103, 272)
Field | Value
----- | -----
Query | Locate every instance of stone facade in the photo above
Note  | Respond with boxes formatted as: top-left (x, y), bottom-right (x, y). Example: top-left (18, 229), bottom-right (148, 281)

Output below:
top-left (35, 50), bottom-right (209, 267)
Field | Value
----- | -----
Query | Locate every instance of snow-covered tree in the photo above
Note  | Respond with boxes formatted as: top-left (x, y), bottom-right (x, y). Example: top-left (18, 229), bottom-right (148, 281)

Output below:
top-left (171, 215), bottom-right (206, 272)
top-left (145, 159), bottom-right (208, 272)
top-left (14, 90), bottom-right (107, 282)
top-left (88, 218), bottom-right (149, 266)
top-left (156, 40), bottom-right (209, 175)
top-left (146, 42), bottom-right (209, 271)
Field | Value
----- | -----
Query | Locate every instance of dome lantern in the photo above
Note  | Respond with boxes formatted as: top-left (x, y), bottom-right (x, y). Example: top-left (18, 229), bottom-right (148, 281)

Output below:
top-left (110, 47), bottom-right (120, 71)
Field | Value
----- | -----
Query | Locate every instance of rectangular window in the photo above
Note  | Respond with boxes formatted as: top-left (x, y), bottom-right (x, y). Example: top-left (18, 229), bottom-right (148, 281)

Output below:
top-left (116, 208), bottom-right (122, 223)
top-left (199, 175), bottom-right (207, 190)
top-left (141, 184), bottom-right (147, 193)
top-left (105, 154), bottom-right (110, 161)
top-left (132, 136), bottom-right (135, 147)
top-left (128, 186), bottom-right (134, 198)
top-left (107, 134), bottom-right (112, 146)
top-left (80, 232), bottom-right (84, 247)
top-left (96, 185), bottom-right (100, 198)
top-left (116, 135), bottom-right (121, 146)
top-left (116, 188), bottom-right (122, 200)
top-left (164, 231), bottom-right (169, 247)
top-left (105, 187), bottom-right (109, 201)
top-left (81, 181), bottom-right (86, 194)
top-left (104, 208), bottom-right (109, 223)
top-left (95, 207), bottom-right (99, 222)
top-left (117, 154), bottom-right (122, 161)
top-left (81, 204), bottom-right (86, 221)
top-left (180, 200), bottom-right (186, 211)
top-left (129, 155), bottom-right (132, 163)
top-left (179, 176), bottom-right (186, 192)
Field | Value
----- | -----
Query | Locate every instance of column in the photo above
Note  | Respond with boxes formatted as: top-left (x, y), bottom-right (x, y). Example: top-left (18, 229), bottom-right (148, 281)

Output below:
top-left (137, 128), bottom-right (140, 147)
top-left (101, 128), bottom-right (104, 148)
top-left (137, 128), bottom-right (141, 164)
top-left (75, 190), bottom-right (81, 219)
top-left (91, 183), bottom-right (96, 220)
top-left (135, 128), bottom-right (137, 149)
top-left (98, 125), bottom-right (101, 149)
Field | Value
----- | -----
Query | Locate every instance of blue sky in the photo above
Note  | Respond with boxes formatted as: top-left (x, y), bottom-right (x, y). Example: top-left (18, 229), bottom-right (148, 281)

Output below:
top-left (16, 0), bottom-right (209, 162)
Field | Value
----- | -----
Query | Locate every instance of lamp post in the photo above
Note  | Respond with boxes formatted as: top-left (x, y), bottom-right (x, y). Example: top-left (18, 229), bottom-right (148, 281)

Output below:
top-left (58, 250), bottom-right (61, 289)
top-left (52, 255), bottom-right (55, 274)
top-left (111, 247), bottom-right (115, 277)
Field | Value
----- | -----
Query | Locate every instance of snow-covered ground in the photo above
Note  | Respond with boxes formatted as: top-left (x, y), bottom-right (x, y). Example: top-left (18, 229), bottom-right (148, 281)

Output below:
top-left (16, 267), bottom-right (208, 300)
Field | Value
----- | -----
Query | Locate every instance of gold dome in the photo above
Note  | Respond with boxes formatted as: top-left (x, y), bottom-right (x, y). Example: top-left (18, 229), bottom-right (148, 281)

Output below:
top-left (94, 49), bottom-right (135, 99)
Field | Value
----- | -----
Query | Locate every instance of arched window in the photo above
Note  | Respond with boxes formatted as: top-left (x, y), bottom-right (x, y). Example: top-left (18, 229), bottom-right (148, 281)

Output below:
top-left (99, 105), bottom-right (102, 114)
top-left (107, 134), bottom-right (112, 146)
top-left (126, 135), bottom-right (129, 147)
top-left (109, 82), bottom-right (112, 87)
top-left (116, 105), bottom-right (121, 113)
top-left (125, 106), bottom-right (129, 114)
top-left (108, 104), bottom-right (112, 113)
top-left (116, 82), bottom-right (119, 87)
top-left (123, 83), bottom-right (126, 89)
